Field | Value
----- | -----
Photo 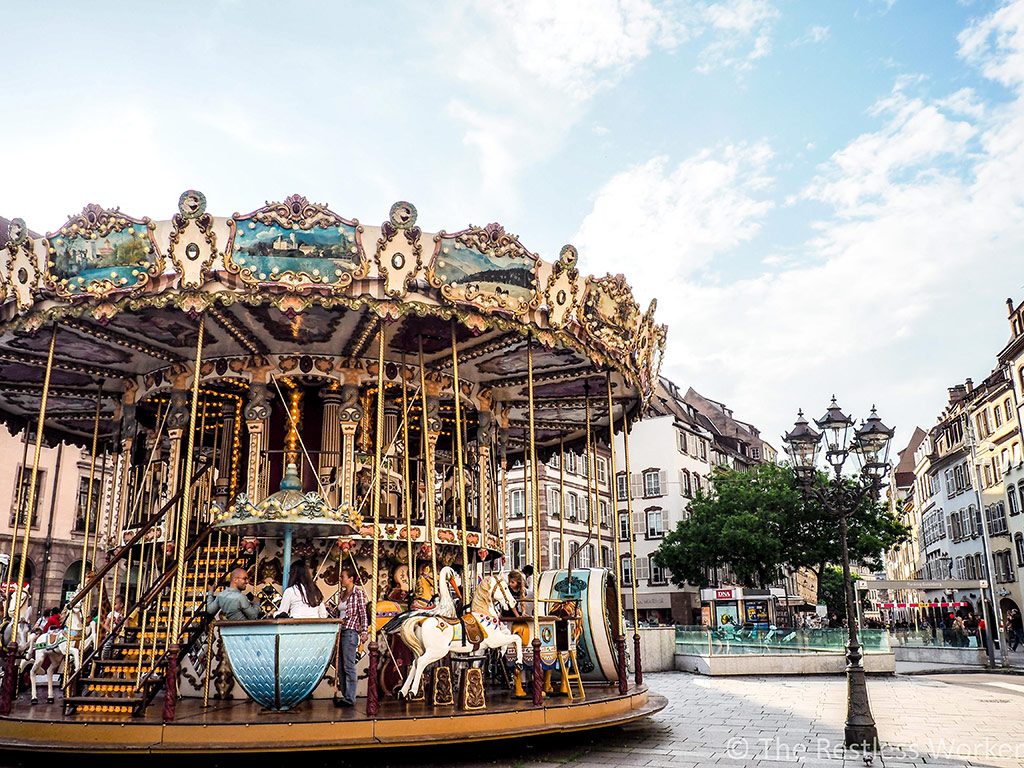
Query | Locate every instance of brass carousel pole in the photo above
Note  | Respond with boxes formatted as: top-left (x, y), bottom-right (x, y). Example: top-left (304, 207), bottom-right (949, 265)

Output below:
top-left (166, 314), bottom-right (205, 722)
top-left (66, 381), bottom-right (104, 688)
top-left (606, 372), bottom-right (628, 694)
top-left (450, 323), bottom-right (470, 592)
top-left (418, 338), bottom-right (438, 594)
top-left (1, 324), bottom-right (57, 715)
top-left (522, 443), bottom-right (530, 572)
top-left (583, 381), bottom-right (596, 557)
top-left (499, 420), bottom-right (508, 556)
top-left (401, 357), bottom-right (413, 608)
top-left (367, 321), bottom-right (386, 717)
top-left (621, 401), bottom-right (642, 686)
top-left (558, 436), bottom-right (566, 570)
top-left (527, 335), bottom-right (543, 706)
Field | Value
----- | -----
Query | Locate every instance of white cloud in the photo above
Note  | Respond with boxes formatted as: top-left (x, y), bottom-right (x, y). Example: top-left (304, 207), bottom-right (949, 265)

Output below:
top-left (958, 0), bottom-right (1024, 90)
top-left (574, 0), bottom-right (1024, 449)
top-left (697, 0), bottom-right (780, 73)
top-left (574, 141), bottom-right (774, 293)
top-left (432, 1), bottom-right (779, 218)
top-left (793, 24), bottom-right (831, 46)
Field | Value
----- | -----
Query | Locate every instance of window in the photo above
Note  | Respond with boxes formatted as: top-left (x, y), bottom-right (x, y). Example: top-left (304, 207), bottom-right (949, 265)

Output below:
top-left (618, 512), bottom-right (630, 540)
top-left (1005, 398), bottom-right (1014, 423)
top-left (510, 539), bottom-right (525, 570)
top-left (596, 457), bottom-right (607, 485)
top-left (566, 492), bottom-right (579, 521)
top-left (987, 502), bottom-right (1009, 536)
top-left (750, 447), bottom-right (761, 460)
top-left (616, 473), bottom-right (628, 502)
top-left (601, 546), bottom-right (611, 568)
top-left (646, 508), bottom-right (664, 538)
top-left (74, 476), bottom-right (101, 533)
top-left (10, 466), bottom-right (44, 529)
top-left (699, 439), bottom-right (708, 461)
top-left (599, 499), bottom-right (609, 527)
top-left (582, 495), bottom-right (591, 524)
top-left (549, 454), bottom-right (560, 470)
top-left (566, 453), bottom-right (577, 475)
top-left (620, 556), bottom-right (632, 586)
top-left (1009, 485), bottom-right (1020, 517)
top-left (550, 539), bottom-right (561, 570)
top-left (649, 557), bottom-right (666, 585)
top-left (983, 465), bottom-right (992, 488)
top-left (681, 469), bottom-right (692, 497)
top-left (509, 489), bottom-right (525, 518)
top-left (677, 430), bottom-right (689, 454)
top-left (694, 474), bottom-right (703, 495)
top-left (642, 469), bottom-right (663, 497)
top-left (584, 544), bottom-right (595, 569)
top-left (994, 405), bottom-right (1003, 429)
top-left (954, 556), bottom-right (966, 580)
top-left (547, 488), bottom-right (561, 518)
top-left (994, 550), bottom-right (1015, 583)
top-left (635, 557), bottom-right (650, 582)
top-left (1016, 533), bottom-right (1024, 568)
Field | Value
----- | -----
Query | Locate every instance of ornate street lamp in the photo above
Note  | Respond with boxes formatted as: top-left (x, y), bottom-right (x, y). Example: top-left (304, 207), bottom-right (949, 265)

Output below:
top-left (783, 398), bottom-right (894, 751)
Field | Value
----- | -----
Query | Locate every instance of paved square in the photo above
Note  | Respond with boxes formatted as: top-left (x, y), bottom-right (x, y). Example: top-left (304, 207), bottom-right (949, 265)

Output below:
top-left (326, 672), bottom-right (1024, 768)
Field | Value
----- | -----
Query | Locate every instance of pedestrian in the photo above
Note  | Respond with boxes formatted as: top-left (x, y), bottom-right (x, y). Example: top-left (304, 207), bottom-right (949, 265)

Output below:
top-left (101, 596), bottom-right (124, 659)
top-left (333, 563), bottom-right (367, 707)
top-left (278, 559), bottom-right (327, 619)
top-left (206, 567), bottom-right (260, 620)
top-left (952, 615), bottom-right (966, 648)
top-left (1008, 609), bottom-right (1023, 652)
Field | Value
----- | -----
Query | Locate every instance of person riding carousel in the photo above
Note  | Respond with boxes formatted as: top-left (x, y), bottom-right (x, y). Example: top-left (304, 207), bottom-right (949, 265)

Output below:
top-left (277, 560), bottom-right (327, 619)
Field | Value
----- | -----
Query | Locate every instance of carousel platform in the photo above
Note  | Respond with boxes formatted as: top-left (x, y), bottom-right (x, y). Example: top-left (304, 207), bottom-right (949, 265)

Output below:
top-left (0, 684), bottom-right (661, 753)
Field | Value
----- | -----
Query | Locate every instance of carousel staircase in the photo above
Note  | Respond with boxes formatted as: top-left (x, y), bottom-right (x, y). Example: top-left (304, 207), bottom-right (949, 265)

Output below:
top-left (63, 539), bottom-right (250, 717)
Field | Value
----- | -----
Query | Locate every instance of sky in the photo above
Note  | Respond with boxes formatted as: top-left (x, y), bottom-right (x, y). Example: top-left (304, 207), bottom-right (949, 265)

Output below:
top-left (2, 0), bottom-right (1024, 455)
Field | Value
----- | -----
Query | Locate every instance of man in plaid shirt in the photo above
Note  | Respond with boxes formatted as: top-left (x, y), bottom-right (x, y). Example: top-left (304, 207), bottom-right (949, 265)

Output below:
top-left (335, 564), bottom-right (368, 707)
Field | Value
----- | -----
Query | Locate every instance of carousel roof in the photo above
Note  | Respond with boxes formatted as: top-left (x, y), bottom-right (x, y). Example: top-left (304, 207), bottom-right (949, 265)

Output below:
top-left (0, 193), bottom-right (666, 448)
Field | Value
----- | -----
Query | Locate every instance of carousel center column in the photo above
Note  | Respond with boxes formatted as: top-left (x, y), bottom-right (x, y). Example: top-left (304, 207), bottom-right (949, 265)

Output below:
top-left (338, 378), bottom-right (364, 507)
top-left (243, 379), bottom-right (271, 504)
top-left (476, 392), bottom-right (495, 561)
top-left (319, 386), bottom-right (343, 507)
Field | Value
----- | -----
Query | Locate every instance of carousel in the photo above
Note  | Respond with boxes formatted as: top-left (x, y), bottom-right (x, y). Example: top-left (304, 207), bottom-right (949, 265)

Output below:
top-left (0, 192), bottom-right (666, 752)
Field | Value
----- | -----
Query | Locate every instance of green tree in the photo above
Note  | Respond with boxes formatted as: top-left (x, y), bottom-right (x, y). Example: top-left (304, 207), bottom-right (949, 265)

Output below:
top-left (653, 463), bottom-right (910, 602)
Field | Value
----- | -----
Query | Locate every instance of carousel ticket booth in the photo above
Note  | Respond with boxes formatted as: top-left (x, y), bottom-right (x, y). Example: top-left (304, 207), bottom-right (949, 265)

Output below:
top-left (0, 193), bottom-right (666, 751)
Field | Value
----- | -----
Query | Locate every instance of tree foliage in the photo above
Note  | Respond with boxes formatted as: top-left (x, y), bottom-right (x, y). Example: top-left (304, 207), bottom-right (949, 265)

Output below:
top-left (653, 463), bottom-right (910, 599)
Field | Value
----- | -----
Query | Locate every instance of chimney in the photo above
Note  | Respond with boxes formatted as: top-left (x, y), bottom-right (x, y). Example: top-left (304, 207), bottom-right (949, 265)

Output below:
top-left (1008, 298), bottom-right (1015, 316)
top-left (965, 378), bottom-right (973, 394)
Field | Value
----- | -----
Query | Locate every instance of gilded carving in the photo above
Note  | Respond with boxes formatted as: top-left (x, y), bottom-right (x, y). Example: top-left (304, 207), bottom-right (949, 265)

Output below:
top-left (543, 244), bottom-right (580, 329)
top-left (169, 190), bottom-right (217, 290)
top-left (427, 222), bottom-right (540, 316)
top-left (374, 201), bottom-right (424, 299)
top-left (43, 204), bottom-right (162, 300)
top-left (224, 194), bottom-right (368, 291)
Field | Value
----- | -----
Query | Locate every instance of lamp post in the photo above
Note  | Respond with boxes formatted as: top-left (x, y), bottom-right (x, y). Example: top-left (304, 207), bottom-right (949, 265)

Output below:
top-left (783, 398), bottom-right (894, 751)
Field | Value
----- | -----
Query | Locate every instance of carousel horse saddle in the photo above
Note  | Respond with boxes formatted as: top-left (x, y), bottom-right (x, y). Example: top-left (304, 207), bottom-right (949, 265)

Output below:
top-left (437, 612), bottom-right (485, 646)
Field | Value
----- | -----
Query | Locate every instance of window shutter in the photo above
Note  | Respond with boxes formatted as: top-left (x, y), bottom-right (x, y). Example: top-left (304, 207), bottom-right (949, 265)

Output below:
top-left (658, 470), bottom-right (667, 495)
top-left (679, 469), bottom-right (685, 496)
top-left (630, 473), bottom-right (642, 498)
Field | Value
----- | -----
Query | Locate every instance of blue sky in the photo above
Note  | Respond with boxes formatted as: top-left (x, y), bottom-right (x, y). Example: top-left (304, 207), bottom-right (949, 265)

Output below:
top-left (3, 0), bottom-right (1024, 452)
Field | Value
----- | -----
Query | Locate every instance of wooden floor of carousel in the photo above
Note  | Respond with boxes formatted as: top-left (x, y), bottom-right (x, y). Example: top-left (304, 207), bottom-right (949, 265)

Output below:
top-left (0, 681), bottom-right (663, 753)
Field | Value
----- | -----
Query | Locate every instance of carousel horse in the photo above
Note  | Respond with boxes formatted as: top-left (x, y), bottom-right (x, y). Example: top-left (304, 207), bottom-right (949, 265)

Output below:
top-left (24, 605), bottom-right (92, 704)
top-left (390, 571), bottom-right (524, 700)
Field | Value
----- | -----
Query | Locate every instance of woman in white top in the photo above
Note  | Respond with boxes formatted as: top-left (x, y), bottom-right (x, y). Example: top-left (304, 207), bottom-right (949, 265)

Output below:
top-left (278, 559), bottom-right (327, 619)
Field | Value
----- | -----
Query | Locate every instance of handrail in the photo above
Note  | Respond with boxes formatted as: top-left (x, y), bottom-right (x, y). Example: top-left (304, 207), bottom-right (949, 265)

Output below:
top-left (64, 464), bottom-right (215, 694)
top-left (64, 461), bottom-right (213, 611)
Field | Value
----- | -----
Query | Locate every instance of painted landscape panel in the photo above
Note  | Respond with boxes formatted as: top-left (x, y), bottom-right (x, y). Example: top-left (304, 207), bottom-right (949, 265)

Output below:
top-left (231, 221), bottom-right (360, 284)
top-left (49, 224), bottom-right (153, 292)
top-left (434, 239), bottom-right (535, 303)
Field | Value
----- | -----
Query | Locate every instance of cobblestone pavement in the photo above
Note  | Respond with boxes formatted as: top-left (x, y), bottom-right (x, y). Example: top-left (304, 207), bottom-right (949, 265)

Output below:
top-left (349, 671), bottom-right (1024, 768)
top-left (9, 672), bottom-right (1021, 768)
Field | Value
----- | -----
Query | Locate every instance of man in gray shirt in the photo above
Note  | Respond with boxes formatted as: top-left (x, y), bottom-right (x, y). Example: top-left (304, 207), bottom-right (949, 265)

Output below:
top-left (207, 568), bottom-right (261, 620)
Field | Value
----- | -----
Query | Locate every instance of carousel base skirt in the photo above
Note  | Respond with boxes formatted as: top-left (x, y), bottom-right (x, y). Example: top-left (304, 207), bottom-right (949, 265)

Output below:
top-left (0, 684), bottom-right (662, 753)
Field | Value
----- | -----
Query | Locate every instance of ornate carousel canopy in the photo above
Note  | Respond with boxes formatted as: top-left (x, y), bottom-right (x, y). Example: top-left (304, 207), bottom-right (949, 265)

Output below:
top-left (0, 193), bottom-right (666, 448)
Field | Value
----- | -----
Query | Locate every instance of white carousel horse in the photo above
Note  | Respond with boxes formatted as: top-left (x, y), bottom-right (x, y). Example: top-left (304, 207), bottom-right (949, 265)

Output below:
top-left (392, 570), bottom-right (523, 699)
top-left (24, 605), bottom-right (93, 704)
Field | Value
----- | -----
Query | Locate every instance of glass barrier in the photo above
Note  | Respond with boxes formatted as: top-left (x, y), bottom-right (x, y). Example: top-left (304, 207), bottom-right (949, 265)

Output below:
top-left (674, 625), bottom-right (891, 656)
top-left (883, 627), bottom-right (981, 649)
